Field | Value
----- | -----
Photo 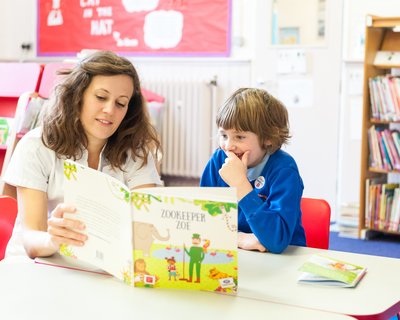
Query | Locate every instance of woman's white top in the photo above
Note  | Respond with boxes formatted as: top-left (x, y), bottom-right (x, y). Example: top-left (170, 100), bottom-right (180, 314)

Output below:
top-left (3, 127), bottom-right (162, 257)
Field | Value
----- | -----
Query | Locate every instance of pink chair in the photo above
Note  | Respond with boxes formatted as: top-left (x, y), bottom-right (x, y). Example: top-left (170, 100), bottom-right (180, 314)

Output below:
top-left (38, 62), bottom-right (75, 99)
top-left (0, 195), bottom-right (18, 260)
top-left (301, 198), bottom-right (331, 249)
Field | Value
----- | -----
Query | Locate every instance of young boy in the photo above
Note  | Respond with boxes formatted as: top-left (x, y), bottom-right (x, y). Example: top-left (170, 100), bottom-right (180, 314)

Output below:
top-left (200, 88), bottom-right (306, 254)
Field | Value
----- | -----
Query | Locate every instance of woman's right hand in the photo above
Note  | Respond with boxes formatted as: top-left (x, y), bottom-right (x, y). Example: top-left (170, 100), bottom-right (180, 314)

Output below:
top-left (47, 204), bottom-right (87, 248)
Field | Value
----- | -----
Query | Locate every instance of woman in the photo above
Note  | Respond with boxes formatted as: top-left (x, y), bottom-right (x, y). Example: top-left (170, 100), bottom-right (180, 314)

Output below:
top-left (4, 51), bottom-right (162, 258)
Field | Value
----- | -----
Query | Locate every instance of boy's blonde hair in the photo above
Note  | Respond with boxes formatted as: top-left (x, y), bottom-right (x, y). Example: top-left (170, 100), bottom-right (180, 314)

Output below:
top-left (216, 88), bottom-right (290, 153)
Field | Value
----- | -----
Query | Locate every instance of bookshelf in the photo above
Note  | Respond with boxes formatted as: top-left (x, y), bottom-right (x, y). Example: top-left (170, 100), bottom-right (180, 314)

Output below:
top-left (359, 15), bottom-right (400, 238)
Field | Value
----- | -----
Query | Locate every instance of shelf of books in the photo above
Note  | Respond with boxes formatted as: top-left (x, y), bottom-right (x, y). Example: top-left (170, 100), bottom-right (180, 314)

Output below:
top-left (359, 15), bottom-right (400, 239)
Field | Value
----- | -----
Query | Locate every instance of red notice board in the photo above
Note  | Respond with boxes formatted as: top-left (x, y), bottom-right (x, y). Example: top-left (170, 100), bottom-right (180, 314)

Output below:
top-left (37, 0), bottom-right (231, 57)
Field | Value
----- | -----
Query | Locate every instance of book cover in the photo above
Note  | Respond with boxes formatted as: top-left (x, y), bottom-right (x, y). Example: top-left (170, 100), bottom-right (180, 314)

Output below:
top-left (0, 117), bottom-right (13, 146)
top-left (62, 160), bottom-right (238, 294)
top-left (368, 126), bottom-right (383, 169)
top-left (298, 254), bottom-right (367, 288)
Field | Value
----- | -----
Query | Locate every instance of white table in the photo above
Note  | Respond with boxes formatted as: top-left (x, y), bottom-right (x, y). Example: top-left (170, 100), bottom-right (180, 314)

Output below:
top-left (0, 257), bottom-right (353, 320)
top-left (237, 246), bottom-right (400, 320)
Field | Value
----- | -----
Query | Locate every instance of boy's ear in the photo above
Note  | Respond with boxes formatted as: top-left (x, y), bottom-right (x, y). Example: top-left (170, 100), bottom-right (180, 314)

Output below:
top-left (264, 139), bottom-right (272, 147)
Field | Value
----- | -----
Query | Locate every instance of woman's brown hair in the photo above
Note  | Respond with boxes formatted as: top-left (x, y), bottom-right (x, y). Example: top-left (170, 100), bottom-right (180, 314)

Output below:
top-left (41, 50), bottom-right (160, 169)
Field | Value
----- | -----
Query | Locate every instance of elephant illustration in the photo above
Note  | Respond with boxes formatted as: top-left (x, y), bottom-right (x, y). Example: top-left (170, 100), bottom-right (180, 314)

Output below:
top-left (133, 222), bottom-right (170, 256)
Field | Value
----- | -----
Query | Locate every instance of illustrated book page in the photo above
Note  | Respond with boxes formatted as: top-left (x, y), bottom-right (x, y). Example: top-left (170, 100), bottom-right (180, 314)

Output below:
top-left (62, 160), bottom-right (133, 283)
top-left (298, 254), bottom-right (367, 287)
top-left (131, 187), bottom-right (238, 293)
top-left (61, 160), bottom-right (238, 293)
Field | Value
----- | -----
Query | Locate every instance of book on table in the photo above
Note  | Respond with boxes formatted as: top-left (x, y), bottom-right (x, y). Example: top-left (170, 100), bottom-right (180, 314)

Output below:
top-left (297, 254), bottom-right (367, 288)
top-left (58, 159), bottom-right (238, 294)
top-left (35, 253), bottom-right (109, 276)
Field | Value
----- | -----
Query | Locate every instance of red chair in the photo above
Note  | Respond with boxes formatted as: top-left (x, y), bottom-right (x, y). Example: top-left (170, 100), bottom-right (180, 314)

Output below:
top-left (301, 198), bottom-right (331, 249)
top-left (0, 195), bottom-right (18, 260)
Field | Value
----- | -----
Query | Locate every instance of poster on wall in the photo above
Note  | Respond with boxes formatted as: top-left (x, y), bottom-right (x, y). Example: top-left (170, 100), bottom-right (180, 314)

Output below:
top-left (37, 0), bottom-right (231, 57)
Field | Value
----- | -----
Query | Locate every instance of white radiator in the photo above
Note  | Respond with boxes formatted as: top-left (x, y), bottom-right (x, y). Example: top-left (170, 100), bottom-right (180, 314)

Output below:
top-left (143, 78), bottom-right (218, 178)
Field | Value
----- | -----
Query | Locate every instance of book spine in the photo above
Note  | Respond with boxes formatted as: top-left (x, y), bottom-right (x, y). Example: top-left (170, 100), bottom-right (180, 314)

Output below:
top-left (369, 78), bottom-right (379, 119)
top-left (384, 129), bottom-right (400, 170)
top-left (391, 131), bottom-right (400, 159)
top-left (369, 126), bottom-right (383, 169)
top-left (379, 184), bottom-right (387, 230)
top-left (377, 129), bottom-right (391, 170)
top-left (388, 76), bottom-right (400, 120)
top-left (381, 76), bottom-right (397, 120)
top-left (375, 184), bottom-right (382, 229)
top-left (391, 188), bottom-right (400, 232)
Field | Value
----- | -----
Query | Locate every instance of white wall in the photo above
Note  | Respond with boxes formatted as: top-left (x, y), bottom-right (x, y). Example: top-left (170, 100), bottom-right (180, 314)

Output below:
top-left (251, 0), bottom-right (343, 219)
top-left (0, 1), bottom-right (36, 61)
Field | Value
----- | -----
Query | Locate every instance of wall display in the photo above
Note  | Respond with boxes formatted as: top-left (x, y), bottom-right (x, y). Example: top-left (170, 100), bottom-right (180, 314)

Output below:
top-left (271, 0), bottom-right (326, 46)
top-left (37, 0), bottom-right (231, 56)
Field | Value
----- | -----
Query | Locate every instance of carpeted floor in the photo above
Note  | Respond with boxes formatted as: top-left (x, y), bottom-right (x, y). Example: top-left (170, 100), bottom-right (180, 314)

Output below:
top-left (329, 231), bottom-right (400, 259)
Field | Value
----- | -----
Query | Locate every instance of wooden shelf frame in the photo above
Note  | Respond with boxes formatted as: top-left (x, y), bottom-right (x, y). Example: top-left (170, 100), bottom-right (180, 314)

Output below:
top-left (359, 15), bottom-right (400, 238)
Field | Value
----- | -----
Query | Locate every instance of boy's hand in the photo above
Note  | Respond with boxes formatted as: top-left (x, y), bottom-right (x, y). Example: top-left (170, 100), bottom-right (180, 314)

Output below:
top-left (238, 232), bottom-right (267, 252)
top-left (219, 151), bottom-right (249, 187)
top-left (219, 151), bottom-right (253, 200)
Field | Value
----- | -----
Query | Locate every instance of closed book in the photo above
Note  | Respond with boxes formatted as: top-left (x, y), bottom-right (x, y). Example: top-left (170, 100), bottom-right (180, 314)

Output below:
top-left (298, 254), bottom-right (367, 288)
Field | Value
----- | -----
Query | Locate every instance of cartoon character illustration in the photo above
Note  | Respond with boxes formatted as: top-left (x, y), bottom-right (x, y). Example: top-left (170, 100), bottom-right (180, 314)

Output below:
top-left (208, 267), bottom-right (237, 293)
top-left (134, 258), bottom-right (157, 287)
top-left (133, 258), bottom-right (150, 283)
top-left (184, 233), bottom-right (205, 283)
top-left (203, 239), bottom-right (210, 253)
top-left (133, 222), bottom-right (170, 256)
top-left (329, 262), bottom-right (356, 271)
top-left (208, 267), bottom-right (230, 280)
top-left (165, 256), bottom-right (178, 281)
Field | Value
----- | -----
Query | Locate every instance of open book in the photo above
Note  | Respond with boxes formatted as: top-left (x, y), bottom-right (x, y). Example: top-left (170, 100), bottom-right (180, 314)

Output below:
top-left (297, 254), bottom-right (367, 288)
top-left (61, 160), bottom-right (238, 294)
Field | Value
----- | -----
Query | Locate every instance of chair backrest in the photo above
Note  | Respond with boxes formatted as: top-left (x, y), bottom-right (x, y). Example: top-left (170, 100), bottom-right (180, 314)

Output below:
top-left (38, 62), bottom-right (75, 99)
top-left (0, 62), bottom-right (43, 114)
top-left (300, 197), bottom-right (331, 249)
top-left (0, 195), bottom-right (18, 260)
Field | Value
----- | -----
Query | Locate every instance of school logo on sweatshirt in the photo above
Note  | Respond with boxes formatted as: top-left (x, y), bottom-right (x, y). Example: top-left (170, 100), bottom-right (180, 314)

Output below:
top-left (254, 176), bottom-right (265, 189)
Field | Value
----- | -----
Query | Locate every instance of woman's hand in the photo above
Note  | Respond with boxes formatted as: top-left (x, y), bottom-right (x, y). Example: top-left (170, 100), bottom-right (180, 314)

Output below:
top-left (238, 232), bottom-right (268, 252)
top-left (47, 204), bottom-right (87, 248)
top-left (18, 187), bottom-right (87, 258)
